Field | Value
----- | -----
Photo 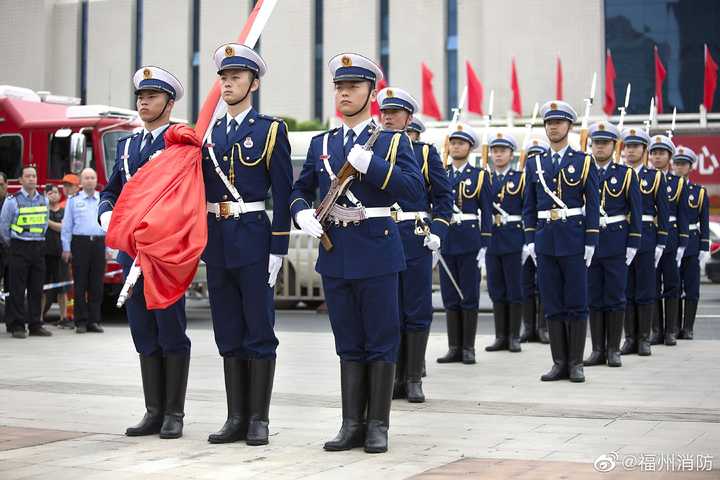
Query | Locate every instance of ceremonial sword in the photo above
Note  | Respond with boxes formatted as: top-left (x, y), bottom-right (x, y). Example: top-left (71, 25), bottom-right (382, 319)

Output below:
top-left (414, 214), bottom-right (464, 301)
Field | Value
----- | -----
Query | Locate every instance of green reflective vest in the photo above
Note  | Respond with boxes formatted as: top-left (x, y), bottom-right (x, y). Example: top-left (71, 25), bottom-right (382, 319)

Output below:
top-left (10, 192), bottom-right (48, 240)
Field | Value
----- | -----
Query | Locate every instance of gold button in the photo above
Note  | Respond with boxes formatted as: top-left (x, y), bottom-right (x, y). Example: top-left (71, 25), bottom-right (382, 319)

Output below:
top-left (223, 156), bottom-right (228, 161)
top-left (222, 195), bottom-right (228, 200)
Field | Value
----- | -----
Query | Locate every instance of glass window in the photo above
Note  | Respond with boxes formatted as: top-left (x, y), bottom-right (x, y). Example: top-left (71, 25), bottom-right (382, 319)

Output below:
top-left (102, 130), bottom-right (131, 177)
top-left (47, 133), bottom-right (72, 179)
top-left (0, 135), bottom-right (23, 178)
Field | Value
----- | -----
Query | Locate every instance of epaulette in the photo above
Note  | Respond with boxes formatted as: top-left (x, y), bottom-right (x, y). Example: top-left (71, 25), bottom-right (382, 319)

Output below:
top-left (256, 113), bottom-right (284, 123)
top-left (119, 132), bottom-right (139, 144)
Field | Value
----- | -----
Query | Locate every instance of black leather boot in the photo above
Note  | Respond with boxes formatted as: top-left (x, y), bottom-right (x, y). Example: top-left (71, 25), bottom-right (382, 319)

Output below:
top-left (537, 302), bottom-right (550, 344)
top-left (508, 303), bottom-right (522, 352)
top-left (246, 358), bottom-right (275, 446)
top-left (462, 310), bottom-right (478, 364)
top-left (620, 303), bottom-right (638, 355)
top-left (680, 299), bottom-right (698, 340)
top-left (486, 302), bottom-right (508, 351)
top-left (637, 303), bottom-right (653, 356)
top-left (664, 297), bottom-right (679, 346)
top-left (540, 319), bottom-right (569, 381)
top-left (126, 354), bottom-right (164, 436)
top-left (208, 357), bottom-right (248, 444)
top-left (650, 299), bottom-right (664, 345)
top-left (437, 310), bottom-right (463, 363)
top-left (159, 354), bottom-right (190, 439)
top-left (606, 310), bottom-right (624, 367)
top-left (520, 296), bottom-right (538, 342)
top-left (405, 330), bottom-right (429, 403)
top-left (583, 311), bottom-right (606, 366)
top-left (364, 362), bottom-right (395, 454)
top-left (568, 320), bottom-right (587, 382)
top-left (392, 335), bottom-right (406, 399)
top-left (324, 361), bottom-right (367, 451)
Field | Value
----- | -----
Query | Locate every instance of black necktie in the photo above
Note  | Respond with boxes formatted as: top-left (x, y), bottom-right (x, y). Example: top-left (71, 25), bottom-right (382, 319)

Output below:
top-left (229, 119), bottom-right (239, 136)
top-left (552, 153), bottom-right (560, 165)
top-left (344, 129), bottom-right (356, 158)
top-left (140, 132), bottom-right (153, 158)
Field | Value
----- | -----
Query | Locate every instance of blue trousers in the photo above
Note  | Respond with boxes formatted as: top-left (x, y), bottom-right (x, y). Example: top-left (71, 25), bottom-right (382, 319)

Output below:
top-left (123, 264), bottom-right (190, 356)
top-left (398, 253), bottom-right (433, 332)
top-left (322, 272), bottom-right (401, 362)
top-left (680, 255), bottom-right (701, 301)
top-left (440, 251), bottom-right (480, 311)
top-left (626, 250), bottom-right (656, 305)
top-left (522, 259), bottom-right (538, 301)
top-left (486, 251), bottom-right (522, 304)
top-left (656, 248), bottom-right (680, 299)
top-left (537, 253), bottom-right (588, 321)
top-left (207, 261), bottom-right (278, 359)
top-left (588, 254), bottom-right (628, 312)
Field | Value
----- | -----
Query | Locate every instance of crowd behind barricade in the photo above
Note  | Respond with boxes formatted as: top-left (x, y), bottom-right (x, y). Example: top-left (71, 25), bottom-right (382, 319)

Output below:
top-left (0, 167), bottom-right (107, 338)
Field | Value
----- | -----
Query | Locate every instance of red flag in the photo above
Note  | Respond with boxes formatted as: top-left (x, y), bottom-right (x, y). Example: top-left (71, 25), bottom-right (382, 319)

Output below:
top-left (704, 44), bottom-right (718, 112)
top-left (106, 125), bottom-right (207, 309)
top-left (466, 61), bottom-right (484, 115)
top-left (510, 58), bottom-right (522, 116)
top-left (603, 49), bottom-right (616, 115)
top-left (371, 76), bottom-right (388, 117)
top-left (654, 45), bottom-right (667, 114)
top-left (556, 57), bottom-right (563, 100)
top-left (421, 63), bottom-right (442, 120)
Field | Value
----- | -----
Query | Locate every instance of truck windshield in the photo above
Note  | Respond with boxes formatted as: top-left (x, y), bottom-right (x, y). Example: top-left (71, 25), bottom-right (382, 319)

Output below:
top-left (103, 130), bottom-right (134, 178)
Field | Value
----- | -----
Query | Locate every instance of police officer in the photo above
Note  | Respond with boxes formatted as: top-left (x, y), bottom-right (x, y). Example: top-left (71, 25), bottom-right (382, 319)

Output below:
top-left (583, 122), bottom-right (642, 368)
top-left (672, 146), bottom-right (710, 340)
top-left (621, 133), bottom-right (670, 357)
top-left (520, 138), bottom-right (550, 344)
top-left (436, 124), bottom-right (492, 365)
top-left (0, 166), bottom-right (52, 338)
top-left (523, 100), bottom-right (600, 383)
top-left (376, 88), bottom-right (452, 404)
top-left (484, 132), bottom-right (524, 353)
top-left (99, 66), bottom-right (191, 439)
top-left (290, 53), bottom-right (423, 454)
top-left (649, 132), bottom-right (689, 346)
top-left (202, 44), bottom-right (292, 446)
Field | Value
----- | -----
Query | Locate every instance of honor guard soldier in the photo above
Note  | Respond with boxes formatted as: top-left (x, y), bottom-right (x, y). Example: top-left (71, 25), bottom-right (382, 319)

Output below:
top-left (484, 132), bottom-right (525, 353)
top-left (520, 138), bottom-right (550, 344)
top-left (436, 124), bottom-right (493, 365)
top-left (202, 44), bottom-right (292, 446)
top-left (522, 100), bottom-right (600, 383)
top-left (376, 89), bottom-right (452, 404)
top-left (290, 53), bottom-right (424, 454)
top-left (620, 133), bottom-right (670, 357)
top-left (583, 122), bottom-right (642, 368)
top-left (672, 147), bottom-right (710, 339)
top-left (99, 66), bottom-right (191, 439)
top-left (649, 133), bottom-right (689, 346)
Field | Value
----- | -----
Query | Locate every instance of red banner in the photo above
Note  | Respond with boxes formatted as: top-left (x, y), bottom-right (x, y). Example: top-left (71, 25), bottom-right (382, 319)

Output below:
top-left (672, 133), bottom-right (720, 210)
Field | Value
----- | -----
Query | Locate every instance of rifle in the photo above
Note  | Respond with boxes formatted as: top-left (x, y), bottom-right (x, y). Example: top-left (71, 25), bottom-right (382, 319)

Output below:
top-left (667, 106), bottom-right (677, 140)
top-left (579, 72), bottom-right (597, 153)
top-left (442, 86), bottom-right (468, 168)
top-left (518, 102), bottom-right (539, 170)
top-left (314, 127), bottom-right (384, 251)
top-left (643, 97), bottom-right (655, 166)
top-left (481, 90), bottom-right (495, 169)
top-left (614, 83), bottom-right (631, 162)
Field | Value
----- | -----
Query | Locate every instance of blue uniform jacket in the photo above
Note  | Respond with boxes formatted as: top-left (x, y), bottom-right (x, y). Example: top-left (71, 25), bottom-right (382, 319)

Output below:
top-left (201, 109), bottom-right (293, 268)
top-left (664, 172), bottom-right (690, 251)
top-left (636, 166), bottom-right (669, 253)
top-left (522, 147), bottom-right (600, 257)
top-left (487, 169), bottom-right (525, 256)
top-left (289, 124), bottom-right (424, 279)
top-left (595, 162), bottom-right (642, 258)
top-left (441, 162), bottom-right (493, 256)
top-left (683, 181), bottom-right (710, 256)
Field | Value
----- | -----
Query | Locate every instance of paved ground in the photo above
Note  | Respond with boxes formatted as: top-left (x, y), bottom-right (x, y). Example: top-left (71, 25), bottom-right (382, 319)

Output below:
top-left (1, 282), bottom-right (719, 479)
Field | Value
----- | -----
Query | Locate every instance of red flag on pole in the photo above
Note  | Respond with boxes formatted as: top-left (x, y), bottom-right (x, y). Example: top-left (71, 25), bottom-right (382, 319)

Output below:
top-left (704, 44), bottom-right (718, 112)
top-left (556, 56), bottom-right (563, 100)
top-left (603, 49), bottom-right (617, 115)
top-left (466, 61), bottom-right (484, 115)
top-left (421, 63), bottom-right (442, 120)
top-left (510, 58), bottom-right (522, 116)
top-left (654, 45), bottom-right (667, 114)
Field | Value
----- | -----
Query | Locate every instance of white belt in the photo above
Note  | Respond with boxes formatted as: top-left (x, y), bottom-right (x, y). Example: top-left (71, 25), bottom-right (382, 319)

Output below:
top-left (207, 200), bottom-right (265, 219)
top-left (689, 223), bottom-right (700, 231)
top-left (363, 207), bottom-right (392, 218)
top-left (642, 215), bottom-right (656, 223)
top-left (451, 213), bottom-right (479, 224)
top-left (600, 214), bottom-right (627, 227)
top-left (538, 207), bottom-right (584, 221)
top-left (392, 211), bottom-right (429, 222)
top-left (493, 214), bottom-right (522, 226)
top-left (669, 215), bottom-right (677, 222)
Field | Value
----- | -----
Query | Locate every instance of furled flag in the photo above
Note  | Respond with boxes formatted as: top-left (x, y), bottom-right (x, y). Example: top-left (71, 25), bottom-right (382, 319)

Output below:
top-left (421, 62), bottom-right (442, 120)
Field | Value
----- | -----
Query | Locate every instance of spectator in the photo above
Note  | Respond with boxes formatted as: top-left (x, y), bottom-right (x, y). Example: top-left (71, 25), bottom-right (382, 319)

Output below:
top-left (61, 168), bottom-right (106, 334)
top-left (42, 184), bottom-right (69, 327)
top-left (0, 172), bottom-right (8, 331)
top-left (59, 173), bottom-right (80, 209)
top-left (0, 166), bottom-right (52, 338)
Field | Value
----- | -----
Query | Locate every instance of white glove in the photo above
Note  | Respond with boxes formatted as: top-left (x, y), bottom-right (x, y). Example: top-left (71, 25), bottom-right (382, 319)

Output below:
top-left (476, 248), bottom-right (486, 270)
top-left (347, 144), bottom-right (372, 174)
top-left (676, 246), bottom-right (686, 267)
top-left (268, 254), bottom-right (283, 288)
top-left (584, 245), bottom-right (595, 267)
top-left (654, 245), bottom-right (665, 268)
top-left (423, 233), bottom-right (441, 252)
top-left (625, 247), bottom-right (638, 266)
top-left (296, 209), bottom-right (323, 238)
top-left (700, 251), bottom-right (711, 271)
top-left (526, 243), bottom-right (537, 265)
top-left (432, 251), bottom-right (440, 269)
top-left (100, 211), bottom-right (112, 232)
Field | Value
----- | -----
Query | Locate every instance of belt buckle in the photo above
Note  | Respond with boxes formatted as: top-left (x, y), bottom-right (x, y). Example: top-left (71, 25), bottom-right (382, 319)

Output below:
top-left (549, 209), bottom-right (561, 221)
top-left (218, 201), bottom-right (232, 219)
top-left (390, 210), bottom-right (399, 222)
top-left (493, 214), bottom-right (502, 226)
